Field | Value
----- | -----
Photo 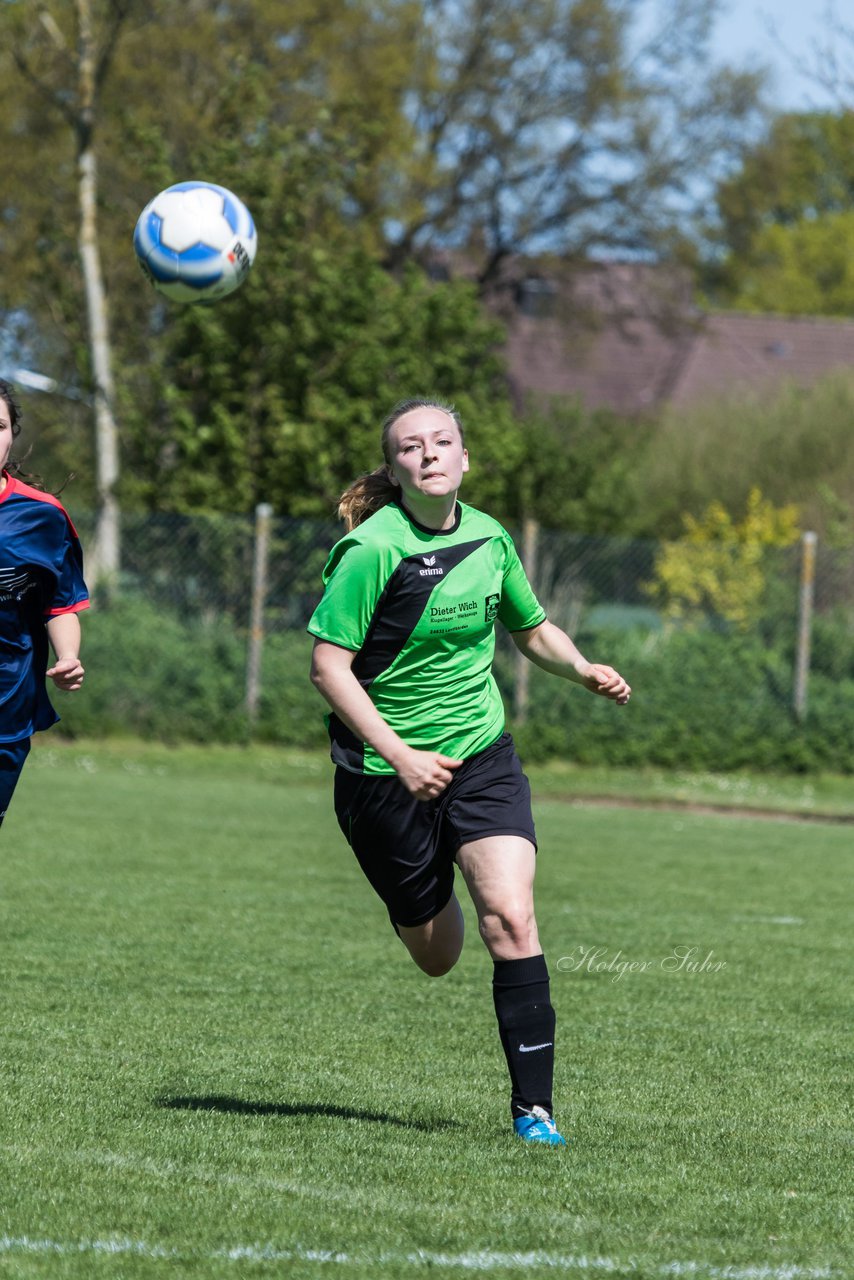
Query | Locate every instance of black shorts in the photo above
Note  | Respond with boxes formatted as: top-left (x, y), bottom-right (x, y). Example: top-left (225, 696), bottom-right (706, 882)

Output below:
top-left (333, 732), bottom-right (536, 929)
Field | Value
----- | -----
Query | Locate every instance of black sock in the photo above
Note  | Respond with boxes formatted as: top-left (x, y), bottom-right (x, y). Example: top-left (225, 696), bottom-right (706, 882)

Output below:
top-left (492, 953), bottom-right (556, 1120)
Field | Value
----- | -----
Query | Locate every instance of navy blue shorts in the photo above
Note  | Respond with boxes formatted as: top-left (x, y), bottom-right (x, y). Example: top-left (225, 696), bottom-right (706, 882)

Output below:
top-left (333, 732), bottom-right (537, 929)
top-left (0, 738), bottom-right (31, 829)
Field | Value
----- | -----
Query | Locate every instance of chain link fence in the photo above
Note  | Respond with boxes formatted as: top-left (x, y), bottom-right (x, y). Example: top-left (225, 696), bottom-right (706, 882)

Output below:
top-left (70, 507), bottom-right (845, 728)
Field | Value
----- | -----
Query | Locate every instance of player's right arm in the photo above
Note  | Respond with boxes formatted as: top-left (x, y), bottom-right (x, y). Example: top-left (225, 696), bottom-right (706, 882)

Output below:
top-left (310, 640), bottom-right (462, 800)
top-left (45, 611), bottom-right (85, 690)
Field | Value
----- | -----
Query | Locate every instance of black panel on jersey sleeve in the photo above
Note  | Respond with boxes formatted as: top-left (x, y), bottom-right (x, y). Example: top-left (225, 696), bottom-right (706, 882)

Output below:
top-left (327, 712), bottom-right (366, 771)
top-left (352, 538), bottom-right (490, 689)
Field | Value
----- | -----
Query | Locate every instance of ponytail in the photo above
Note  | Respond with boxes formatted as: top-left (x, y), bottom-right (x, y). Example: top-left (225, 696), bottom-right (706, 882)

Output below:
top-left (337, 466), bottom-right (398, 531)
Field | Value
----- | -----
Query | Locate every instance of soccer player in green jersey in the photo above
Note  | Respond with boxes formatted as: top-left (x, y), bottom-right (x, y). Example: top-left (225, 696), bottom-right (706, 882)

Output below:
top-left (308, 399), bottom-right (630, 1145)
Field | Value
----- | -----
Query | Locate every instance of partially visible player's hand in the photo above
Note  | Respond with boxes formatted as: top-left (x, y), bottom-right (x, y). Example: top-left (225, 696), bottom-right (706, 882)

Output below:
top-left (47, 656), bottom-right (85, 691)
top-left (582, 663), bottom-right (631, 705)
top-left (395, 749), bottom-right (464, 801)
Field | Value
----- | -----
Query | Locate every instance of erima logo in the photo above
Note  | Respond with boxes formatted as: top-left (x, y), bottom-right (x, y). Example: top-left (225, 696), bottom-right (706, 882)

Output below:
top-left (419, 554), bottom-right (444, 578)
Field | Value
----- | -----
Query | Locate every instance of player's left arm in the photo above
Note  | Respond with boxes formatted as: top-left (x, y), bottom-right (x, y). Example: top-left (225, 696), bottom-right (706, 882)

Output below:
top-left (510, 620), bottom-right (631, 705)
top-left (46, 612), bottom-right (85, 691)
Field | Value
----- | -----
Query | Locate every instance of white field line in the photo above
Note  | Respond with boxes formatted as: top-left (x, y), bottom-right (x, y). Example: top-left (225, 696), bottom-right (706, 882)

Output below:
top-left (0, 1235), bottom-right (840, 1277)
top-left (0, 1148), bottom-right (842, 1277)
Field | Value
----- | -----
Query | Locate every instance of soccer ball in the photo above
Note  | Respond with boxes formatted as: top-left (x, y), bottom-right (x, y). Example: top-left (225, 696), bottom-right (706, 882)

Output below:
top-left (133, 181), bottom-right (257, 303)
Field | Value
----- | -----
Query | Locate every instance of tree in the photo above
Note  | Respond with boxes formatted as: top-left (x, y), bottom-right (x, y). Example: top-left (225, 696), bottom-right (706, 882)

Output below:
top-left (114, 121), bottom-right (518, 518)
top-left (703, 110), bottom-right (854, 315)
top-left (0, 0), bottom-right (424, 509)
top-left (0, 0), bottom-right (768, 521)
top-left (778, 2), bottom-right (854, 110)
top-left (386, 0), bottom-right (767, 284)
top-left (720, 212), bottom-right (854, 316)
top-left (5, 0), bottom-right (142, 578)
top-left (492, 399), bottom-right (648, 534)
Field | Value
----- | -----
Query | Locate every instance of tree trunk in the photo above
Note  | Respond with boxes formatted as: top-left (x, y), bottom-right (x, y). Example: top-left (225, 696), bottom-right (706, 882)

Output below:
top-left (76, 0), bottom-right (120, 582)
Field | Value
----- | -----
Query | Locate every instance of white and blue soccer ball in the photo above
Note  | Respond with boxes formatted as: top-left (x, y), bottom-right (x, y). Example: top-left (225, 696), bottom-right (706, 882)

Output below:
top-left (133, 181), bottom-right (257, 303)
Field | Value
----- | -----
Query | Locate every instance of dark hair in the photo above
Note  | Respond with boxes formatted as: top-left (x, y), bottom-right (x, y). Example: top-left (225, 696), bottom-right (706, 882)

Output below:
top-left (337, 398), bottom-right (465, 531)
top-left (0, 378), bottom-right (23, 443)
top-left (0, 377), bottom-right (50, 490)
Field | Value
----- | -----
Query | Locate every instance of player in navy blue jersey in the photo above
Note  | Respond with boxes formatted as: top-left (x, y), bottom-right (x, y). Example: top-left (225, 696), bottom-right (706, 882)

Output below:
top-left (0, 379), bottom-right (89, 829)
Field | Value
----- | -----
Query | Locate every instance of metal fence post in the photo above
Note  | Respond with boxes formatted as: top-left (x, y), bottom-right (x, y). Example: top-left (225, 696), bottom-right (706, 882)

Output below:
top-left (793, 531), bottom-right (817, 723)
top-left (246, 502), bottom-right (273, 730)
top-left (514, 516), bottom-right (540, 724)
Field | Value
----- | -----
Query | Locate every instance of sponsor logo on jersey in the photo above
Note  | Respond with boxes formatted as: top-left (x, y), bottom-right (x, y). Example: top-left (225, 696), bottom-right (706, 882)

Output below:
top-left (0, 567), bottom-right (37, 603)
top-left (419, 553), bottom-right (444, 577)
top-left (430, 599), bottom-right (477, 618)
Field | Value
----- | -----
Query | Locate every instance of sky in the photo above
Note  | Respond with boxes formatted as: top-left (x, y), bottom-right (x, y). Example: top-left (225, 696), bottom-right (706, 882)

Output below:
top-left (710, 0), bottom-right (845, 110)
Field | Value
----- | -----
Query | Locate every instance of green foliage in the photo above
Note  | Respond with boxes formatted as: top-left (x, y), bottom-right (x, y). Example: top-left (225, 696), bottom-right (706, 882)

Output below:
top-left (499, 400), bottom-right (650, 533)
top-left (723, 211), bottom-right (854, 316)
top-left (510, 626), bottom-right (854, 773)
top-left (807, 607), bottom-right (854, 683)
top-left (58, 595), bottom-right (854, 773)
top-left (119, 143), bottom-right (514, 516)
top-left (63, 595), bottom-right (251, 742)
top-left (648, 488), bottom-right (800, 630)
top-left (634, 369), bottom-right (854, 543)
top-left (0, 0), bottom-right (426, 503)
top-left (717, 111), bottom-right (854, 242)
top-left (706, 110), bottom-right (854, 315)
top-left (60, 594), bottom-right (326, 747)
top-left (1, 0), bottom-right (767, 517)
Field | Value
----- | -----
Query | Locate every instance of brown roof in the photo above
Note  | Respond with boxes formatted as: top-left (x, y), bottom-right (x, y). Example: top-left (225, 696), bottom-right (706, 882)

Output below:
top-left (492, 262), bottom-right (854, 415)
top-left (668, 313), bottom-right (854, 407)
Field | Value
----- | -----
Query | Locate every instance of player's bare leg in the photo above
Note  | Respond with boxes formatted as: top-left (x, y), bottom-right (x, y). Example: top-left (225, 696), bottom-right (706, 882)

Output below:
top-left (455, 835), bottom-right (539, 959)
top-left (456, 834), bottom-right (565, 1145)
top-left (397, 893), bottom-right (465, 976)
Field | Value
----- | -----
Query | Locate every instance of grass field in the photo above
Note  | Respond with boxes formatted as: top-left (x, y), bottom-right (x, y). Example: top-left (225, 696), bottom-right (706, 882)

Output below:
top-left (1, 741), bottom-right (851, 1279)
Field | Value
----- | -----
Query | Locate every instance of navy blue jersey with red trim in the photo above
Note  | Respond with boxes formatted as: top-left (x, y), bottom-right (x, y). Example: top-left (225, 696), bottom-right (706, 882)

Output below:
top-left (0, 473), bottom-right (90, 743)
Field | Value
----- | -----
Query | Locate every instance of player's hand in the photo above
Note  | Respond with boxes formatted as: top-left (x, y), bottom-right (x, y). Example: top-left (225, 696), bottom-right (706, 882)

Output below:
top-left (581, 663), bottom-right (631, 705)
top-left (47, 656), bottom-right (85, 691)
top-left (395, 749), bottom-right (464, 800)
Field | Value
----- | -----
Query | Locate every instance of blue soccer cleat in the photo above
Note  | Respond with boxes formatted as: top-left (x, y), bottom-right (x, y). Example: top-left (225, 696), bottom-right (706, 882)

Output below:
top-left (513, 1106), bottom-right (567, 1146)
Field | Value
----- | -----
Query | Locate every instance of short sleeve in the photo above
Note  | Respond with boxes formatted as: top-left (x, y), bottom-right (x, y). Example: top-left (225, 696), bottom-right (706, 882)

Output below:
top-left (46, 516), bottom-right (89, 617)
top-left (307, 539), bottom-right (389, 652)
top-left (497, 535), bottom-right (546, 632)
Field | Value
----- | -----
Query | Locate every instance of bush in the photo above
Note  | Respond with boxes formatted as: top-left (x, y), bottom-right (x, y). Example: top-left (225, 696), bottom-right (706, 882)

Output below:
top-left (54, 597), bottom-right (854, 773)
top-left (508, 626), bottom-right (854, 773)
top-left (57, 594), bottom-right (327, 749)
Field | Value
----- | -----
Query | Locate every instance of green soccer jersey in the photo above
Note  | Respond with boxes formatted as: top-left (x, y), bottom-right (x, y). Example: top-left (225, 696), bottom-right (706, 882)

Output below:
top-left (307, 499), bottom-right (546, 774)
